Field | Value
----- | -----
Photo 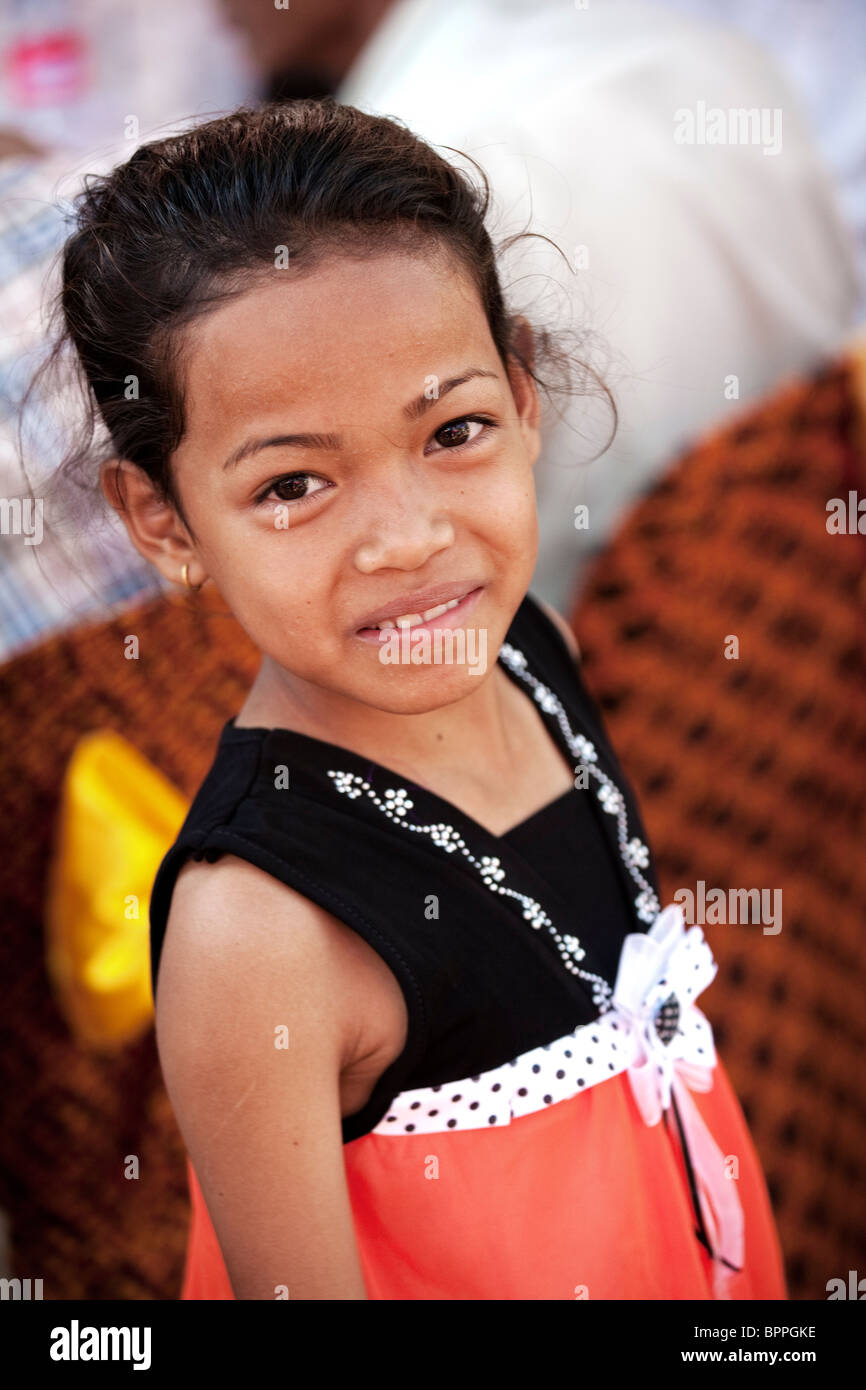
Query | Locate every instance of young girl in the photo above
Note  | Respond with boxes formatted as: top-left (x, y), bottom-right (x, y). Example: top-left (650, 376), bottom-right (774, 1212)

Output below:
top-left (54, 100), bottom-right (786, 1300)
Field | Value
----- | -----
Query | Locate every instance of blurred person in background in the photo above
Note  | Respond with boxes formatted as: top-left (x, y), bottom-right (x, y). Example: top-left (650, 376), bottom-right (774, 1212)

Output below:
top-left (0, 0), bottom-right (255, 154)
top-left (661, 0), bottom-right (866, 319)
top-left (219, 0), bottom-right (392, 101)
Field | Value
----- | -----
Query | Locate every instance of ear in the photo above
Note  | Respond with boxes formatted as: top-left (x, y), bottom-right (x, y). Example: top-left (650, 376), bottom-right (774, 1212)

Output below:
top-left (504, 316), bottom-right (541, 466)
top-left (100, 459), bottom-right (206, 590)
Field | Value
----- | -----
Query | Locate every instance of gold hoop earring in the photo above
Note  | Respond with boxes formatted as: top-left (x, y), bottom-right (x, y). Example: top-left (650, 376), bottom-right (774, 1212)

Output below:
top-left (181, 562), bottom-right (203, 592)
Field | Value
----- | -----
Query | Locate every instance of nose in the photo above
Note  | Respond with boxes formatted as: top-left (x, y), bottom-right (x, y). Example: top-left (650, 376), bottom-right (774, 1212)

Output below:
top-left (352, 461), bottom-right (456, 574)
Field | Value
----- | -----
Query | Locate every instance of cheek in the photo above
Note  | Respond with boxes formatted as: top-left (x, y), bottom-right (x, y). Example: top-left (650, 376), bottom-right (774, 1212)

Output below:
top-left (215, 573), bottom-right (340, 676)
top-left (198, 519), bottom-right (314, 620)
top-left (471, 463), bottom-right (538, 547)
top-left (206, 508), bottom-right (311, 582)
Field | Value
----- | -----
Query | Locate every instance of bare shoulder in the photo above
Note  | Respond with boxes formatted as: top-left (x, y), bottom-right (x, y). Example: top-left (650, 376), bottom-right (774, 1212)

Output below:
top-left (160, 855), bottom-right (337, 985)
top-left (153, 853), bottom-right (386, 1298)
top-left (535, 595), bottom-right (581, 661)
top-left (156, 853), bottom-right (395, 1072)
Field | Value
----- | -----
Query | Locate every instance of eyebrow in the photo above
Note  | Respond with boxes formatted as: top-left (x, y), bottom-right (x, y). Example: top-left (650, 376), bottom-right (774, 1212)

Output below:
top-left (221, 367), bottom-right (501, 471)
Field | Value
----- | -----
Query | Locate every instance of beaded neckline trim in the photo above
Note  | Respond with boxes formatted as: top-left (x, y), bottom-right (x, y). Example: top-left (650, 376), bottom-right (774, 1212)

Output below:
top-left (327, 639), bottom-right (660, 1009)
top-left (498, 643), bottom-right (660, 926)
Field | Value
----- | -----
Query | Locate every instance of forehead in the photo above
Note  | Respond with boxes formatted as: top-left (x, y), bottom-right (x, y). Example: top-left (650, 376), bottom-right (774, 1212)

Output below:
top-left (179, 249), bottom-right (497, 424)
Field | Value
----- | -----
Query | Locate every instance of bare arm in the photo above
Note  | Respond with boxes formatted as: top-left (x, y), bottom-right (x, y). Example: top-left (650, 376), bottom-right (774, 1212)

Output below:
top-left (0, 127), bottom-right (46, 160)
top-left (155, 854), bottom-right (369, 1300)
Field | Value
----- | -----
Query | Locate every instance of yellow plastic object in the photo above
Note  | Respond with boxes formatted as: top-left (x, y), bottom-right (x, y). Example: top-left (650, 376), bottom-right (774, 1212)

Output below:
top-left (44, 729), bottom-right (189, 1051)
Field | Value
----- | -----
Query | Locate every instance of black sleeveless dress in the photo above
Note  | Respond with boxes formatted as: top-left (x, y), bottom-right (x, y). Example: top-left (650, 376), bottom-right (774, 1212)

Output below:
top-left (149, 591), bottom-right (786, 1300)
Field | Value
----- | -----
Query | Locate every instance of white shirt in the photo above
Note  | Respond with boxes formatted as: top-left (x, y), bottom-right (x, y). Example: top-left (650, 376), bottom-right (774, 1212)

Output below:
top-left (339, 0), bottom-right (861, 609)
top-left (662, 0), bottom-right (866, 318)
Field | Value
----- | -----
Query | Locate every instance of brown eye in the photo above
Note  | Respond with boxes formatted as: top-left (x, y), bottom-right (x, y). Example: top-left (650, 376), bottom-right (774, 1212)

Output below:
top-left (272, 475), bottom-right (312, 502)
top-left (256, 473), bottom-right (331, 509)
top-left (430, 416), bottom-right (491, 451)
top-left (435, 419), bottom-right (473, 447)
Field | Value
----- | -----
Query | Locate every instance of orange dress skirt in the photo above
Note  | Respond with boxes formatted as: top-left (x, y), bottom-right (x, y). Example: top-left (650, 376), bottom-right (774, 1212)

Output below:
top-left (179, 1052), bottom-right (787, 1301)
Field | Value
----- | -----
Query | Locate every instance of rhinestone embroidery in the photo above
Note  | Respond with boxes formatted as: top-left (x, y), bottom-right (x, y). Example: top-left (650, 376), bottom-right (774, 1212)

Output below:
top-left (327, 640), bottom-right (660, 1008)
top-left (498, 642), bottom-right (660, 927)
top-left (326, 766), bottom-right (609, 1002)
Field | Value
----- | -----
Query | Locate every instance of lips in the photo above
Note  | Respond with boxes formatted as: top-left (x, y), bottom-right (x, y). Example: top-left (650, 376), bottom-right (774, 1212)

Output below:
top-left (354, 585), bottom-right (485, 643)
top-left (354, 581), bottom-right (485, 633)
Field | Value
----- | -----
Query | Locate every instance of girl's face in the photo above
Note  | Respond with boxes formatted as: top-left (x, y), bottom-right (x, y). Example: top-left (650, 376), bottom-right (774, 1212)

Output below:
top-left (121, 247), bottom-right (542, 716)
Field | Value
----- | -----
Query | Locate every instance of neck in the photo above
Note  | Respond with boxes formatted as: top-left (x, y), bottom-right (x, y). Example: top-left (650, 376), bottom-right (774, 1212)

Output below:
top-left (288, 0), bottom-right (394, 89)
top-left (242, 649), bottom-right (529, 786)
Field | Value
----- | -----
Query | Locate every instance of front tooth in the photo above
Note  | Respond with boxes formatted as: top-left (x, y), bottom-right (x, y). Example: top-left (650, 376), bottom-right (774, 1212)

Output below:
top-left (378, 594), bottom-right (466, 629)
top-left (421, 602), bottom-right (450, 621)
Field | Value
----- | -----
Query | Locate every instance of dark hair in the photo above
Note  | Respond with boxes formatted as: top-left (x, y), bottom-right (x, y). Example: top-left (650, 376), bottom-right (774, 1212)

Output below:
top-left (21, 98), bottom-right (615, 589)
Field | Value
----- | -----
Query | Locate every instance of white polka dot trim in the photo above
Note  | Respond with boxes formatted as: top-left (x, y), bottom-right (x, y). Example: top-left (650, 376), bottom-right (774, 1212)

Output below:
top-left (373, 998), bottom-right (716, 1135)
top-left (374, 905), bottom-right (719, 1135)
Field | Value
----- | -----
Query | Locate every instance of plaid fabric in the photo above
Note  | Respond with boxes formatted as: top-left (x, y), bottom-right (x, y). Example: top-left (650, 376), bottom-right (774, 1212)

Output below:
top-left (0, 154), bottom-right (167, 665)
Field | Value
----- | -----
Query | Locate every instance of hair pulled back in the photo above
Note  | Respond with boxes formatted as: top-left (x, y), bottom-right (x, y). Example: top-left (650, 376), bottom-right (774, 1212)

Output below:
top-left (22, 98), bottom-right (613, 560)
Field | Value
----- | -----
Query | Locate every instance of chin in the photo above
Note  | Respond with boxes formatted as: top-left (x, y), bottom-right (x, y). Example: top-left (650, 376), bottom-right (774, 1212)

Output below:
top-left (355, 662), bottom-right (493, 715)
